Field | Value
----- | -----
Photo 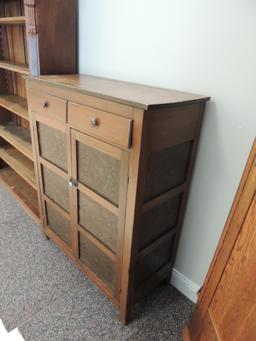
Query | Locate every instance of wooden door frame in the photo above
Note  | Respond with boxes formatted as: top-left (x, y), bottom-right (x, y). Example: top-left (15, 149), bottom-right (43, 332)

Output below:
top-left (31, 112), bottom-right (72, 248)
top-left (70, 128), bottom-right (130, 301)
top-left (184, 138), bottom-right (256, 340)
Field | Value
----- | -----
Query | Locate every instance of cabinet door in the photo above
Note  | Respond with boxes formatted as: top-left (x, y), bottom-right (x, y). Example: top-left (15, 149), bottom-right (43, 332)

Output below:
top-left (70, 130), bottom-right (129, 298)
top-left (32, 113), bottom-right (73, 251)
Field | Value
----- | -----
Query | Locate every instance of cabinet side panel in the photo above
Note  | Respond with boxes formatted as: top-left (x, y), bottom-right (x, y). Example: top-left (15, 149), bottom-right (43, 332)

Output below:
top-left (148, 103), bottom-right (202, 151)
top-left (135, 102), bottom-right (205, 298)
top-left (139, 194), bottom-right (182, 250)
top-left (144, 142), bottom-right (192, 201)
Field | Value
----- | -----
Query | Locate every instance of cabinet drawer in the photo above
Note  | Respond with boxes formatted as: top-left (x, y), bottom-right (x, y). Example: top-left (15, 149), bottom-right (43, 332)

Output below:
top-left (68, 102), bottom-right (133, 148)
top-left (29, 90), bottom-right (67, 122)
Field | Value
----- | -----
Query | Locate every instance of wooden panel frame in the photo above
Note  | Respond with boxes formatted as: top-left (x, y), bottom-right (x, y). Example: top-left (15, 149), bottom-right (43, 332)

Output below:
top-left (30, 109), bottom-right (70, 238)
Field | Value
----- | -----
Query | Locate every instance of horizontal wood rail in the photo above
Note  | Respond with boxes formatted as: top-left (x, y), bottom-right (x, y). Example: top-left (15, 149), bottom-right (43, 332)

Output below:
top-left (39, 156), bottom-right (69, 180)
top-left (78, 225), bottom-right (117, 262)
top-left (138, 229), bottom-right (176, 260)
top-left (0, 123), bottom-right (33, 161)
top-left (142, 183), bottom-right (186, 213)
top-left (0, 60), bottom-right (29, 75)
top-left (0, 146), bottom-right (36, 189)
top-left (0, 95), bottom-right (29, 120)
top-left (78, 182), bottom-right (119, 216)
top-left (0, 16), bottom-right (26, 24)
top-left (43, 194), bottom-right (70, 221)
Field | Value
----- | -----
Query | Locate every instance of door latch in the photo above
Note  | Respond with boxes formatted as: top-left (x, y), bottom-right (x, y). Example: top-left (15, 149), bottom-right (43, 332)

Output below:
top-left (68, 178), bottom-right (78, 188)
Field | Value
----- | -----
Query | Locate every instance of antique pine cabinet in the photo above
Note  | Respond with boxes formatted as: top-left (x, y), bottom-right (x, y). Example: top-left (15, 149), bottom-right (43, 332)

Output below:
top-left (0, 0), bottom-right (77, 223)
top-left (26, 74), bottom-right (210, 323)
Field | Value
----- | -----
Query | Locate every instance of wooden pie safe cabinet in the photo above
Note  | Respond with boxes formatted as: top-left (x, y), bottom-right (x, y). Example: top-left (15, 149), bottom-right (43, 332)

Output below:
top-left (25, 75), bottom-right (209, 323)
top-left (0, 0), bottom-right (210, 325)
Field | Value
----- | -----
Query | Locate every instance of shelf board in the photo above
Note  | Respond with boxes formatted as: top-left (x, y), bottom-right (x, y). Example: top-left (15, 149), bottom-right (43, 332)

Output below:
top-left (0, 166), bottom-right (39, 222)
top-left (0, 122), bottom-right (33, 161)
top-left (0, 145), bottom-right (36, 190)
top-left (0, 16), bottom-right (26, 25)
top-left (0, 60), bottom-right (29, 75)
top-left (0, 94), bottom-right (29, 120)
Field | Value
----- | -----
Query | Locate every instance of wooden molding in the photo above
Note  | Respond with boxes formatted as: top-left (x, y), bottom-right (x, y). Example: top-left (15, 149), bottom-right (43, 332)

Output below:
top-left (24, 0), bottom-right (37, 34)
top-left (184, 139), bottom-right (256, 340)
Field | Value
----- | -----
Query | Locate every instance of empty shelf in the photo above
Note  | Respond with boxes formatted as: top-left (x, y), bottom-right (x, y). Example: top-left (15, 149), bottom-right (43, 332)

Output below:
top-left (0, 122), bottom-right (33, 160)
top-left (0, 95), bottom-right (29, 120)
top-left (0, 145), bottom-right (36, 189)
top-left (0, 16), bottom-right (26, 25)
top-left (0, 166), bottom-right (39, 222)
top-left (0, 60), bottom-right (29, 75)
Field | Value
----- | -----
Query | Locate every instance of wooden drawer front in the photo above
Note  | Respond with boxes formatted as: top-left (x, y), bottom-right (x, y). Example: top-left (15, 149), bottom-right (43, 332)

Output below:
top-left (29, 90), bottom-right (67, 122)
top-left (79, 191), bottom-right (118, 252)
top-left (68, 102), bottom-right (133, 148)
top-left (79, 232), bottom-right (116, 290)
top-left (46, 202), bottom-right (71, 247)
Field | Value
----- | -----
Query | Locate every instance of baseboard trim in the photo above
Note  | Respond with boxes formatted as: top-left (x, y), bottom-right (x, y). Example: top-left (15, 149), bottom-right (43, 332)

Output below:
top-left (170, 268), bottom-right (200, 303)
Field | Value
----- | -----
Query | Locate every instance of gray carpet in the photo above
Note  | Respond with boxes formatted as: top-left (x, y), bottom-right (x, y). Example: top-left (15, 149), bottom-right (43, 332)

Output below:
top-left (0, 185), bottom-right (194, 340)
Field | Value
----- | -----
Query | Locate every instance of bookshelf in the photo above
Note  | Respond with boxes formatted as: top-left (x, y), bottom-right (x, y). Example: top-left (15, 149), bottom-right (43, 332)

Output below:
top-left (0, 0), bottom-right (77, 224)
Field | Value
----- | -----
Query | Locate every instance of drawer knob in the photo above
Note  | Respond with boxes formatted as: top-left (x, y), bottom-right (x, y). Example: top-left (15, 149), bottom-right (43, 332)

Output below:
top-left (90, 117), bottom-right (99, 127)
top-left (42, 101), bottom-right (49, 108)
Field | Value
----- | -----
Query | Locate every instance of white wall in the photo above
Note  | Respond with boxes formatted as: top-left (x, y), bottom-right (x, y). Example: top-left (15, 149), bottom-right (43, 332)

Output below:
top-left (78, 0), bottom-right (256, 301)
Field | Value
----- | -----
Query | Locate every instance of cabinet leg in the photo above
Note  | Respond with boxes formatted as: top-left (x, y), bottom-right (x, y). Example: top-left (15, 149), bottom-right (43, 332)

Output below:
top-left (40, 225), bottom-right (49, 240)
top-left (43, 233), bottom-right (49, 240)
top-left (119, 303), bottom-right (133, 325)
top-left (164, 273), bottom-right (172, 285)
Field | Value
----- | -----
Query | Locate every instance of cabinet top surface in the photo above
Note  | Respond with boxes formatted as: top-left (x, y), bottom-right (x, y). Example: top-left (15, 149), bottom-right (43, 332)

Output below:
top-left (26, 74), bottom-right (210, 109)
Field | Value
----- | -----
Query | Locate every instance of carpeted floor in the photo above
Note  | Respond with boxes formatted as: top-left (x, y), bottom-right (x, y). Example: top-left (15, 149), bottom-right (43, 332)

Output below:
top-left (0, 185), bottom-right (194, 341)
